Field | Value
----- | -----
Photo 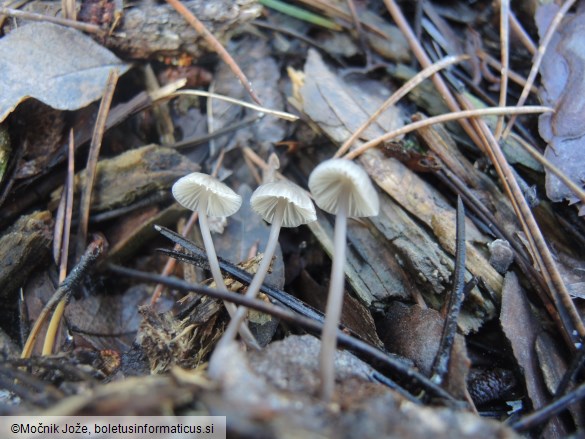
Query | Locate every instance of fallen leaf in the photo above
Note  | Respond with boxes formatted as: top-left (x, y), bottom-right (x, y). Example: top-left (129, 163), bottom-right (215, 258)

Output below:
top-left (500, 272), bottom-right (567, 437)
top-left (0, 22), bottom-right (129, 123)
top-left (536, 4), bottom-right (585, 212)
top-left (380, 302), bottom-right (470, 400)
top-left (295, 49), bottom-right (403, 145)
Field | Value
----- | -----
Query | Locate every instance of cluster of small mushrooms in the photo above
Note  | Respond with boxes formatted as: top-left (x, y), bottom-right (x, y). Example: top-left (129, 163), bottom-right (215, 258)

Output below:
top-left (170, 156), bottom-right (379, 401)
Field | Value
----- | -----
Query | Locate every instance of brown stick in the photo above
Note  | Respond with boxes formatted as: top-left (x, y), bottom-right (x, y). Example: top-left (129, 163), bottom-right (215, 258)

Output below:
top-left (459, 96), bottom-right (585, 342)
top-left (76, 70), bottom-right (119, 260)
top-left (164, 0), bottom-right (262, 105)
top-left (383, 0), bottom-right (483, 149)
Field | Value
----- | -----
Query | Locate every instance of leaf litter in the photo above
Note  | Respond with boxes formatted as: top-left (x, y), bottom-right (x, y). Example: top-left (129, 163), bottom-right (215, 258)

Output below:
top-left (0, 0), bottom-right (584, 437)
top-left (0, 22), bottom-right (129, 123)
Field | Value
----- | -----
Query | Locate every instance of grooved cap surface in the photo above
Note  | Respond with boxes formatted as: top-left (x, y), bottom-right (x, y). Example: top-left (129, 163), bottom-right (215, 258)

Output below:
top-left (172, 172), bottom-right (242, 217)
top-left (251, 180), bottom-right (316, 227)
top-left (308, 159), bottom-right (379, 217)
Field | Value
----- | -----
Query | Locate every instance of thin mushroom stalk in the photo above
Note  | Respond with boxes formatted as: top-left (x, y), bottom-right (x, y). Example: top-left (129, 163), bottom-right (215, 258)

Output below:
top-left (171, 172), bottom-right (258, 348)
top-left (308, 159), bottom-right (379, 401)
top-left (215, 180), bottom-right (316, 350)
top-left (318, 193), bottom-right (348, 401)
top-left (216, 200), bottom-right (286, 348)
top-left (197, 206), bottom-right (258, 346)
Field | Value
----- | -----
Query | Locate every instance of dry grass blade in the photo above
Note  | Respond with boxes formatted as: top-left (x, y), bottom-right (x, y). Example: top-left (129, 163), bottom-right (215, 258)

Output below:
top-left (383, 0), bottom-right (483, 149)
top-left (21, 237), bottom-right (106, 358)
top-left (343, 106), bottom-right (552, 160)
top-left (61, 0), bottom-right (76, 20)
top-left (168, 90), bottom-right (298, 121)
top-left (144, 64), bottom-right (176, 145)
top-left (509, 10), bottom-right (537, 55)
top-left (333, 54), bottom-right (468, 158)
top-left (459, 96), bottom-right (585, 342)
top-left (502, 0), bottom-right (576, 139)
top-left (164, 0), bottom-right (262, 106)
top-left (476, 51), bottom-right (538, 94)
top-left (494, 0), bottom-right (510, 140)
top-left (42, 130), bottom-right (76, 355)
top-left (295, 0), bottom-right (387, 38)
top-left (76, 70), bottom-right (119, 260)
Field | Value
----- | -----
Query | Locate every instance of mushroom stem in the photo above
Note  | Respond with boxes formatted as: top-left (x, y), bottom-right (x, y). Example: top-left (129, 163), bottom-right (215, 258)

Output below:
top-left (319, 194), bottom-right (348, 401)
top-left (198, 208), bottom-right (260, 349)
top-left (217, 199), bottom-right (286, 348)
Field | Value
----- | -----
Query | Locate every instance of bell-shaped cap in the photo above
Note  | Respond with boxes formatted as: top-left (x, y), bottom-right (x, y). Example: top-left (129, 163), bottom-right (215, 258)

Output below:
top-left (172, 172), bottom-right (242, 217)
top-left (308, 159), bottom-right (379, 217)
top-left (251, 180), bottom-right (317, 227)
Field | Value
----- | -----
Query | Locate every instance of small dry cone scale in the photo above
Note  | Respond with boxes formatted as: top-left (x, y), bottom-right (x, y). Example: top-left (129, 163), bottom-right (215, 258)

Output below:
top-left (170, 172), bottom-right (259, 348)
top-left (308, 158), bottom-right (380, 401)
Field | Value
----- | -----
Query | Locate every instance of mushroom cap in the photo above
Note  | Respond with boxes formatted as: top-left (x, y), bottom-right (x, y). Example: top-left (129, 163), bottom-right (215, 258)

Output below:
top-left (172, 172), bottom-right (242, 217)
top-left (251, 180), bottom-right (317, 227)
top-left (308, 159), bottom-right (379, 217)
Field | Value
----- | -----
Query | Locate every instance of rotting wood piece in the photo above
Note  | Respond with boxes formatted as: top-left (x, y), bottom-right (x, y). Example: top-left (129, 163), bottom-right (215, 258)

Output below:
top-left (0, 210), bottom-right (52, 301)
top-left (49, 144), bottom-right (200, 214)
top-left (21, 0), bottom-right (263, 61)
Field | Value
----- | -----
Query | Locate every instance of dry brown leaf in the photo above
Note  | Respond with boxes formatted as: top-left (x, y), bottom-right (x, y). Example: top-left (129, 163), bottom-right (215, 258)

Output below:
top-left (380, 302), bottom-right (470, 400)
top-left (500, 272), bottom-right (567, 437)
top-left (0, 22), bottom-right (129, 123)
top-left (536, 4), bottom-right (585, 212)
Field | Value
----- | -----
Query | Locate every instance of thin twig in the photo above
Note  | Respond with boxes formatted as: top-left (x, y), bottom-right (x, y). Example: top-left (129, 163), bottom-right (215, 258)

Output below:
top-left (295, 0), bottom-right (387, 38)
top-left (334, 54), bottom-right (468, 158)
top-left (253, 20), bottom-right (345, 66)
top-left (460, 96), bottom-right (585, 342)
top-left (144, 64), bottom-right (176, 145)
top-left (554, 343), bottom-right (585, 399)
top-left (509, 10), bottom-right (537, 55)
top-left (476, 51), bottom-right (538, 94)
top-left (383, 0), bottom-right (483, 149)
top-left (155, 226), bottom-right (325, 323)
top-left (21, 237), bottom-right (106, 358)
top-left (494, 0), bottom-right (510, 140)
top-left (430, 197), bottom-right (466, 385)
top-left (345, 0), bottom-right (370, 65)
top-left (76, 70), bottom-right (119, 260)
top-left (171, 114), bottom-right (262, 151)
top-left (109, 263), bottom-right (460, 405)
top-left (164, 0), bottom-right (262, 105)
top-left (510, 382), bottom-right (585, 431)
top-left (343, 106), bottom-right (552, 160)
top-left (0, 7), bottom-right (105, 35)
top-left (502, 0), bottom-right (576, 139)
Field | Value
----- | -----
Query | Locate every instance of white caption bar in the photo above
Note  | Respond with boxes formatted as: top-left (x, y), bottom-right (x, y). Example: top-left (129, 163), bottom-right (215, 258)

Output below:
top-left (0, 416), bottom-right (226, 439)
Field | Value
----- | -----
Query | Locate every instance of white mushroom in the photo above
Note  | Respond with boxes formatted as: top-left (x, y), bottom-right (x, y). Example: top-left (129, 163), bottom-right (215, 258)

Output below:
top-left (308, 159), bottom-right (379, 401)
top-left (172, 172), bottom-right (259, 348)
top-left (215, 179), bottom-right (316, 348)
